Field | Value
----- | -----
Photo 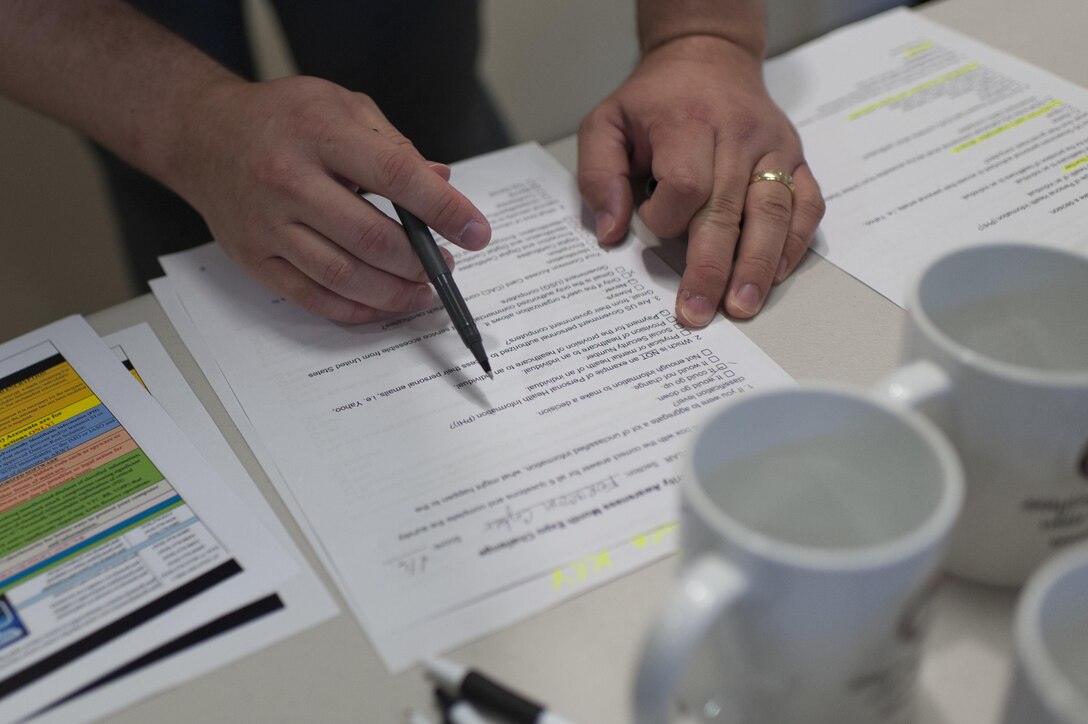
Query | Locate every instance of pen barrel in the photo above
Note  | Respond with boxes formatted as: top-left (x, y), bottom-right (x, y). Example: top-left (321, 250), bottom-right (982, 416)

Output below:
top-left (461, 671), bottom-right (544, 722)
top-left (394, 205), bottom-right (451, 275)
top-left (433, 274), bottom-right (482, 348)
top-left (392, 203), bottom-right (488, 370)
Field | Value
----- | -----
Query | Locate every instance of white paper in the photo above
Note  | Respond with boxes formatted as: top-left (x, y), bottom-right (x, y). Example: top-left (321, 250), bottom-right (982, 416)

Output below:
top-left (28, 324), bottom-right (339, 724)
top-left (766, 7), bottom-right (1088, 306)
top-left (0, 317), bottom-right (290, 722)
top-left (156, 143), bottom-right (794, 670)
top-left (148, 277), bottom-right (355, 611)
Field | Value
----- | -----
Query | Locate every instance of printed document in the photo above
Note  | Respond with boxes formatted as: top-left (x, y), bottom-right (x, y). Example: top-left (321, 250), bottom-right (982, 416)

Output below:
top-left (157, 143), bottom-right (794, 670)
top-left (31, 324), bottom-right (339, 724)
top-left (0, 317), bottom-right (289, 721)
top-left (766, 8), bottom-right (1088, 305)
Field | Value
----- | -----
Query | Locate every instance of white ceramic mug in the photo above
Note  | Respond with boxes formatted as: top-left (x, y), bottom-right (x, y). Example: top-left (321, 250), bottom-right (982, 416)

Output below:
top-left (1001, 541), bottom-right (1088, 724)
top-left (877, 243), bottom-right (1088, 586)
top-left (633, 385), bottom-right (964, 724)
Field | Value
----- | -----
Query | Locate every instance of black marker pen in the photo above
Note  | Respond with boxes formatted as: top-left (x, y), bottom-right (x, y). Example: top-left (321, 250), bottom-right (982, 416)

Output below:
top-left (426, 657), bottom-right (575, 724)
top-left (393, 204), bottom-right (492, 378)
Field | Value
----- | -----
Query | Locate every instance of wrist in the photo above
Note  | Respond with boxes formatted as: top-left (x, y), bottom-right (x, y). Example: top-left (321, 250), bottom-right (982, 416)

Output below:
top-left (638, 33), bottom-right (765, 78)
top-left (161, 72), bottom-right (246, 208)
top-left (638, 0), bottom-right (767, 60)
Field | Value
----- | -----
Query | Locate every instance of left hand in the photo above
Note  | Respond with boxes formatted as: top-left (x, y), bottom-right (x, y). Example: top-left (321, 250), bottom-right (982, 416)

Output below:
top-left (578, 34), bottom-right (825, 325)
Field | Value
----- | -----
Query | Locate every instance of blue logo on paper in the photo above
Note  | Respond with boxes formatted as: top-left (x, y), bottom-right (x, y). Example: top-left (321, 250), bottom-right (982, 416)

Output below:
top-left (0, 596), bottom-right (27, 650)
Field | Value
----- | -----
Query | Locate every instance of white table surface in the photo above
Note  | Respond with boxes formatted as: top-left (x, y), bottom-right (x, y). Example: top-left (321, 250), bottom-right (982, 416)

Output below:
top-left (85, 1), bottom-right (1088, 721)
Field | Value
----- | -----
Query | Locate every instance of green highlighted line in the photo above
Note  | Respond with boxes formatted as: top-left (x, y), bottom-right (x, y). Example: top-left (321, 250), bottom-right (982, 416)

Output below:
top-left (1063, 155), bottom-right (1088, 172)
top-left (951, 99), bottom-right (1063, 153)
top-left (903, 40), bottom-right (934, 58)
top-left (848, 62), bottom-right (980, 120)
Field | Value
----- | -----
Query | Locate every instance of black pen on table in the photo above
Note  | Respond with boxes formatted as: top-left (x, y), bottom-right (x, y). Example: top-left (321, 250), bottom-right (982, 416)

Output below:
top-left (393, 204), bottom-right (492, 378)
top-left (426, 657), bottom-right (575, 724)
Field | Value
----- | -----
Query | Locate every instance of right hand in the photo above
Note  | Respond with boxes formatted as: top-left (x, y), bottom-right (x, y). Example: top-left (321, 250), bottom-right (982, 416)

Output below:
top-left (171, 75), bottom-right (491, 323)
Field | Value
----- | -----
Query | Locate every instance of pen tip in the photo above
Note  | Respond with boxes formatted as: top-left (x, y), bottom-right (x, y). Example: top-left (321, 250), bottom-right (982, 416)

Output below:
top-left (487, 370), bottom-right (494, 380)
top-left (472, 344), bottom-right (492, 379)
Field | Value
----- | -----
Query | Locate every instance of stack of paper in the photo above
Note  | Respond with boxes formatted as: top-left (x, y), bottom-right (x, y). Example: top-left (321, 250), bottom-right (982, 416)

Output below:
top-left (0, 317), bottom-right (336, 722)
top-left (152, 143), bottom-right (795, 670)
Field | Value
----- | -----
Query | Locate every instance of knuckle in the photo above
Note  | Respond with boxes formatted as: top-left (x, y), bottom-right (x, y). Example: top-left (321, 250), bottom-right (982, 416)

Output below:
top-left (294, 106), bottom-right (333, 142)
top-left (253, 156), bottom-right (302, 196)
top-left (783, 229), bottom-right (811, 256)
top-left (578, 105), bottom-right (611, 135)
top-left (749, 194), bottom-right (793, 226)
top-left (663, 167), bottom-right (708, 202)
top-left (640, 212), bottom-right (677, 241)
top-left (351, 91), bottom-right (379, 112)
top-left (352, 217), bottom-right (391, 258)
top-left (797, 193), bottom-right (827, 224)
top-left (388, 130), bottom-right (416, 152)
top-left (687, 255), bottom-right (733, 284)
top-left (739, 248), bottom-right (779, 280)
top-left (425, 193), bottom-right (461, 232)
top-left (385, 282), bottom-right (422, 311)
top-left (294, 286), bottom-right (329, 318)
top-left (577, 166), bottom-right (611, 194)
top-left (318, 254), bottom-right (357, 291)
top-left (375, 148), bottom-right (417, 196)
top-left (577, 114), bottom-right (595, 137)
top-left (348, 307), bottom-right (379, 325)
top-left (724, 111), bottom-right (760, 145)
top-left (700, 195), bottom-right (745, 232)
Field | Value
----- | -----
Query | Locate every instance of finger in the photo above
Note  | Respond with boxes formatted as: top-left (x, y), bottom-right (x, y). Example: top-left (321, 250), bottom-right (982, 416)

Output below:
top-left (251, 257), bottom-right (398, 324)
top-left (294, 178), bottom-right (455, 281)
top-left (329, 159), bottom-right (446, 189)
top-left (773, 162), bottom-right (823, 283)
top-left (638, 121), bottom-right (715, 239)
top-left (427, 162), bottom-right (452, 182)
top-left (724, 157), bottom-right (795, 318)
top-left (274, 222), bottom-right (436, 314)
top-left (674, 164), bottom-right (748, 328)
top-left (319, 123), bottom-right (491, 253)
top-left (577, 105), bottom-right (634, 245)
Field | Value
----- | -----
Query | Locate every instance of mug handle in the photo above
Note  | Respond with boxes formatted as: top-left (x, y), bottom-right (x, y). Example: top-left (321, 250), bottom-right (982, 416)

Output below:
top-left (873, 359), bottom-right (952, 425)
top-left (633, 555), bottom-right (747, 724)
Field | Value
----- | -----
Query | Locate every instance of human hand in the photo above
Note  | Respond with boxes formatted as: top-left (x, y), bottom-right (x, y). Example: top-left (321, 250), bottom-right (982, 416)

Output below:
top-left (170, 75), bottom-right (491, 323)
top-left (578, 35), bottom-right (824, 325)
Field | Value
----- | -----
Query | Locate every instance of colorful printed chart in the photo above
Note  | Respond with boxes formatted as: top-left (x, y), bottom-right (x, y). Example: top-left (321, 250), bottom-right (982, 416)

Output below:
top-left (0, 343), bottom-right (236, 699)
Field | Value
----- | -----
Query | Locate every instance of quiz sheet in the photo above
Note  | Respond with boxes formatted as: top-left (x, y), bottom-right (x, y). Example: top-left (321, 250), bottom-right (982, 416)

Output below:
top-left (766, 8), bottom-right (1088, 306)
top-left (157, 143), bottom-right (793, 670)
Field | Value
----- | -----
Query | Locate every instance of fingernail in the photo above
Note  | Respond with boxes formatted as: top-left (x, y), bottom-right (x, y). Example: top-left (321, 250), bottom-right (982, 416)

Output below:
top-left (458, 219), bottom-right (489, 250)
top-left (732, 283), bottom-right (762, 315)
top-left (427, 163), bottom-right (451, 180)
top-left (412, 286), bottom-right (433, 311)
top-left (680, 292), bottom-right (715, 328)
top-left (775, 255), bottom-right (789, 282)
top-left (595, 210), bottom-right (615, 241)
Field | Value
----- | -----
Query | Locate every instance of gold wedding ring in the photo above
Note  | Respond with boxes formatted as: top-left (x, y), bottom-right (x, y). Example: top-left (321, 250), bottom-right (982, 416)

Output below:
top-left (749, 170), bottom-right (794, 194)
